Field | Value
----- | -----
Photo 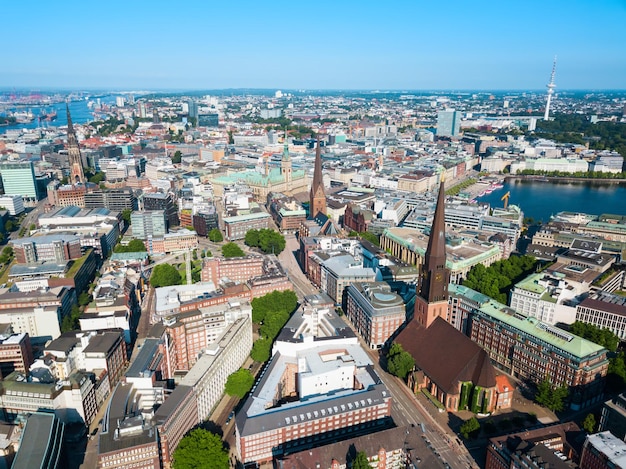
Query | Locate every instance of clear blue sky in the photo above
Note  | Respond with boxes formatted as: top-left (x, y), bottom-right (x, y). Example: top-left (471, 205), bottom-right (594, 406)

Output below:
top-left (3, 0), bottom-right (625, 90)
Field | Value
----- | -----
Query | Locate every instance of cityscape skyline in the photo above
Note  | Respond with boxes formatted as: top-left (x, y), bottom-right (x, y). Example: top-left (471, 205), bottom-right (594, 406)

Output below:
top-left (3, 0), bottom-right (625, 90)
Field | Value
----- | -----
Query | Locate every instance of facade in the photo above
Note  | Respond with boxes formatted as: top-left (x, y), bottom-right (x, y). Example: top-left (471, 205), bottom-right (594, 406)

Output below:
top-left (223, 212), bottom-right (271, 240)
top-left (486, 422), bottom-right (583, 469)
top-left (380, 226), bottom-right (501, 285)
top-left (267, 192), bottom-right (307, 233)
top-left (320, 254), bottom-right (376, 305)
top-left (454, 284), bottom-right (609, 410)
top-left (0, 333), bottom-right (34, 376)
top-left (179, 315), bottom-right (253, 422)
top-left (201, 255), bottom-right (264, 285)
top-left (345, 282), bottom-right (406, 349)
top-left (145, 230), bottom-right (198, 254)
top-left (142, 192), bottom-right (179, 228)
top-left (131, 210), bottom-right (167, 239)
top-left (11, 234), bottom-right (82, 264)
top-left (580, 432), bottom-right (626, 469)
top-left (0, 195), bottom-right (24, 216)
top-left (576, 291), bottom-right (626, 341)
top-left (0, 162), bottom-right (39, 202)
top-left (437, 109), bottom-right (460, 137)
top-left (599, 393), bottom-right (626, 440)
top-left (84, 188), bottom-right (138, 211)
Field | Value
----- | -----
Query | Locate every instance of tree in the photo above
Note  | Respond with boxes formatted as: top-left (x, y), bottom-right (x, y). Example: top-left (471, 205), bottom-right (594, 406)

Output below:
top-left (386, 343), bottom-right (415, 380)
top-left (171, 150), bottom-right (182, 164)
top-left (114, 239), bottom-right (147, 253)
top-left (222, 242), bottom-right (244, 258)
top-left (150, 264), bottom-right (182, 288)
top-left (535, 379), bottom-right (568, 412)
top-left (61, 304), bottom-right (81, 333)
top-left (460, 417), bottom-right (480, 439)
top-left (4, 220), bottom-right (14, 232)
top-left (121, 209), bottom-right (132, 225)
top-left (89, 171), bottom-right (105, 184)
top-left (225, 369), bottom-right (255, 399)
top-left (172, 428), bottom-right (229, 469)
top-left (208, 228), bottom-right (223, 243)
top-left (351, 451), bottom-right (370, 469)
top-left (570, 321), bottom-right (619, 352)
top-left (251, 337), bottom-right (272, 362)
top-left (244, 229), bottom-right (260, 247)
top-left (582, 413), bottom-right (596, 433)
top-left (78, 292), bottom-right (92, 306)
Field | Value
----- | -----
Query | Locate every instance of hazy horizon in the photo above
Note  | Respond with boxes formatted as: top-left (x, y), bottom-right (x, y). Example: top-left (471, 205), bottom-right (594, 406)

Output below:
top-left (3, 0), bottom-right (625, 90)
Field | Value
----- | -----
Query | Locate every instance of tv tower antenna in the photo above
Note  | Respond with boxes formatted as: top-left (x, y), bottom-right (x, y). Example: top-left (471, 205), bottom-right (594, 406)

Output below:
top-left (543, 56), bottom-right (557, 120)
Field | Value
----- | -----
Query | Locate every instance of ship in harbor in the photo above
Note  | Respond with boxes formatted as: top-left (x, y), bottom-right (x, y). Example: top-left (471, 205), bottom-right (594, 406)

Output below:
top-left (38, 109), bottom-right (58, 122)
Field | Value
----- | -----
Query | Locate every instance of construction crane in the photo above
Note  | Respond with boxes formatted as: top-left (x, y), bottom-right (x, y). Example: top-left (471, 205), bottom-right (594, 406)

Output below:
top-left (501, 191), bottom-right (511, 209)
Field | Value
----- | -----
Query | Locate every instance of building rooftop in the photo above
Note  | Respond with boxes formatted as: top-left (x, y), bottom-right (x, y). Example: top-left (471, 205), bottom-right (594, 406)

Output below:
top-left (586, 431), bottom-right (626, 467)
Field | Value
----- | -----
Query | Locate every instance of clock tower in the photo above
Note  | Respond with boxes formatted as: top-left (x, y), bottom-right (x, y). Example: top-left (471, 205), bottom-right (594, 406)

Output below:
top-left (414, 180), bottom-right (450, 328)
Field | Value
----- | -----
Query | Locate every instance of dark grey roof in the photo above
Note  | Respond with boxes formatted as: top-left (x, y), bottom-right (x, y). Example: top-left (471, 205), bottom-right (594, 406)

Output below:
top-left (46, 332), bottom-right (81, 354)
top-left (99, 383), bottom-right (158, 455)
top-left (83, 331), bottom-right (123, 355)
top-left (125, 338), bottom-right (160, 378)
top-left (11, 413), bottom-right (62, 469)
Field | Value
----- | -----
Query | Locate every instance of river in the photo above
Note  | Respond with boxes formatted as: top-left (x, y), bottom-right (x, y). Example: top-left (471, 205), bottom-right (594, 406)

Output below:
top-left (477, 178), bottom-right (626, 222)
top-left (0, 95), bottom-right (116, 132)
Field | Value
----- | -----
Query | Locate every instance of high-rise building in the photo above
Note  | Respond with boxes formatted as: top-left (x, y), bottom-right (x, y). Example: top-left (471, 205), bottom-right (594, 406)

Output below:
top-left (131, 210), bottom-right (167, 239)
top-left (309, 136), bottom-right (327, 218)
top-left (142, 192), bottom-right (179, 228)
top-left (66, 104), bottom-right (85, 184)
top-left (436, 109), bottom-right (460, 137)
top-left (0, 162), bottom-right (39, 202)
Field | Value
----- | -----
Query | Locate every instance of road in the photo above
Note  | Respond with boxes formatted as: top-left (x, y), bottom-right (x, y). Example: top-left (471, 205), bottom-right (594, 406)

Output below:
top-left (278, 234), bottom-right (317, 300)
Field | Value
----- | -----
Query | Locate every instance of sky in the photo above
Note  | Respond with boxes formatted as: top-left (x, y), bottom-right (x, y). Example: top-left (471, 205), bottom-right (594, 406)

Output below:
top-left (2, 0), bottom-right (626, 91)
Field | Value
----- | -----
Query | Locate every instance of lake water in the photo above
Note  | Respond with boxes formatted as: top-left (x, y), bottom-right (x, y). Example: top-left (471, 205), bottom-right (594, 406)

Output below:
top-left (477, 179), bottom-right (626, 222)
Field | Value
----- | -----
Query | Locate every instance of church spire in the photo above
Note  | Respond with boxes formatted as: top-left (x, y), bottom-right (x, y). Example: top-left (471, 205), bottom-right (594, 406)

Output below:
top-left (413, 180), bottom-right (450, 328)
top-left (66, 103), bottom-right (85, 185)
top-left (309, 134), bottom-right (326, 218)
top-left (420, 180), bottom-right (449, 302)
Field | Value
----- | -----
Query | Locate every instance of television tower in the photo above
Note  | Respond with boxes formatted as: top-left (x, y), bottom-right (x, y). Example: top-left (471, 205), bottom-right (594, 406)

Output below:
top-left (543, 56), bottom-right (557, 120)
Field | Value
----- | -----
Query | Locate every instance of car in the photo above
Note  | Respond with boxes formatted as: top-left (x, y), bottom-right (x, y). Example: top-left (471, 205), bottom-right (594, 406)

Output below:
top-left (226, 411), bottom-right (235, 424)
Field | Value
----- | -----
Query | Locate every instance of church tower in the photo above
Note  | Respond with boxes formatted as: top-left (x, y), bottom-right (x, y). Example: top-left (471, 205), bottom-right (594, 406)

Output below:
top-left (280, 138), bottom-right (292, 184)
top-left (309, 135), bottom-right (326, 218)
top-left (414, 180), bottom-right (450, 328)
top-left (66, 104), bottom-right (85, 184)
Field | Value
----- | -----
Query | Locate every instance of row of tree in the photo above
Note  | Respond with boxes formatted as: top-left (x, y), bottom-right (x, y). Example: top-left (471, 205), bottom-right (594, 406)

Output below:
top-left (517, 169), bottom-right (626, 179)
top-left (462, 255), bottom-right (538, 304)
top-left (250, 290), bottom-right (298, 362)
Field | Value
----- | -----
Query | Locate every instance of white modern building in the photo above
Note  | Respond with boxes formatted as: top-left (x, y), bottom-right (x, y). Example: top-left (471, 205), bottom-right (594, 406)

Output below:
top-left (0, 195), bottom-right (24, 216)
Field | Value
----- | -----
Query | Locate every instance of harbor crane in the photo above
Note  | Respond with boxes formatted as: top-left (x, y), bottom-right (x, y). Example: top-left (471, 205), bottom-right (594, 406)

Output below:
top-left (501, 191), bottom-right (511, 209)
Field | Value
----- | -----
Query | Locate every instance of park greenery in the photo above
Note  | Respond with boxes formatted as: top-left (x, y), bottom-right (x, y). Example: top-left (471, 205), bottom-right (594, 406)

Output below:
top-left (531, 113), bottom-right (626, 158)
top-left (570, 321), bottom-right (619, 352)
top-left (386, 343), bottom-right (415, 380)
top-left (91, 116), bottom-right (136, 136)
top-left (462, 255), bottom-right (538, 304)
top-left (250, 290), bottom-right (298, 362)
top-left (348, 230), bottom-right (380, 247)
top-left (608, 352), bottom-right (626, 392)
top-left (114, 239), bottom-right (147, 253)
top-left (244, 229), bottom-right (286, 255)
top-left (208, 228), bottom-right (223, 242)
top-left (121, 209), bottom-right (132, 225)
top-left (221, 242), bottom-right (245, 258)
top-left (535, 379), bottom-right (568, 412)
top-left (150, 263), bottom-right (182, 288)
top-left (171, 428), bottom-right (229, 469)
top-left (225, 369), bottom-right (255, 399)
top-left (460, 416), bottom-right (480, 439)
